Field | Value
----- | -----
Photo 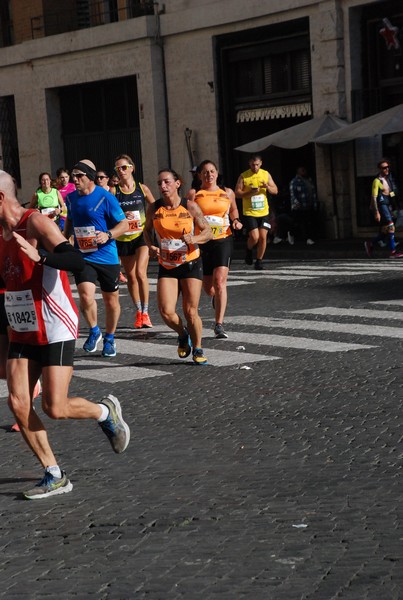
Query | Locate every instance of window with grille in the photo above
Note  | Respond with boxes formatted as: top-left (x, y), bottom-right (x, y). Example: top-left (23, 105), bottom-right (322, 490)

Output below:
top-left (229, 37), bottom-right (311, 103)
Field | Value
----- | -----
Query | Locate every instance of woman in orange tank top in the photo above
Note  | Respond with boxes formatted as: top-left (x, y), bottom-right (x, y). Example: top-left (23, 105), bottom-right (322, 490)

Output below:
top-left (187, 160), bottom-right (242, 340)
top-left (144, 169), bottom-right (212, 365)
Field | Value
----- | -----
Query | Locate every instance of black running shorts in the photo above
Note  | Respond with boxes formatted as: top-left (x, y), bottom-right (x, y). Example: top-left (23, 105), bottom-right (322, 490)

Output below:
top-left (8, 339), bottom-right (76, 367)
top-left (74, 261), bottom-right (120, 292)
top-left (158, 256), bottom-right (203, 281)
top-left (201, 236), bottom-right (233, 276)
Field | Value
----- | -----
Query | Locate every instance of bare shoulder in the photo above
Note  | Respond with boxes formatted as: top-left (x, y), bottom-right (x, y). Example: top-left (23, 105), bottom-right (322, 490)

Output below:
top-left (141, 183), bottom-right (156, 204)
top-left (27, 211), bottom-right (65, 247)
top-left (225, 186), bottom-right (235, 199)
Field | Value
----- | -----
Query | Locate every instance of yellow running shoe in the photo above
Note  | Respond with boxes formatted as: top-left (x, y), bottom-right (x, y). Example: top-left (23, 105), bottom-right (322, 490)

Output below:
top-left (192, 348), bottom-right (208, 365)
top-left (177, 328), bottom-right (192, 358)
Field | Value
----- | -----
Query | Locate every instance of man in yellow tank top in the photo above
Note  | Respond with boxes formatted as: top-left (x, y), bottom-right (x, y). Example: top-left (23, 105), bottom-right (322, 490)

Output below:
top-left (235, 154), bottom-right (278, 270)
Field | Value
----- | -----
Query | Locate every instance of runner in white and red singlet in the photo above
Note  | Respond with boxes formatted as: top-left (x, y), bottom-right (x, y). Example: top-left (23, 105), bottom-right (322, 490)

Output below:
top-left (0, 169), bottom-right (130, 500)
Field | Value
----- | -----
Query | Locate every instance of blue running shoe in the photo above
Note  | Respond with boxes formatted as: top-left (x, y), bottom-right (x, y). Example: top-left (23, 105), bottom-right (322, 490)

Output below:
top-left (23, 468), bottom-right (73, 500)
top-left (192, 348), bottom-right (208, 365)
top-left (102, 337), bottom-right (117, 357)
top-left (98, 394), bottom-right (130, 453)
top-left (177, 327), bottom-right (192, 359)
top-left (83, 330), bottom-right (102, 353)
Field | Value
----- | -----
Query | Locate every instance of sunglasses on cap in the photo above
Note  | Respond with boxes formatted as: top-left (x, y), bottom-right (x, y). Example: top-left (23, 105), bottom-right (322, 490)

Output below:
top-left (114, 164), bottom-right (132, 172)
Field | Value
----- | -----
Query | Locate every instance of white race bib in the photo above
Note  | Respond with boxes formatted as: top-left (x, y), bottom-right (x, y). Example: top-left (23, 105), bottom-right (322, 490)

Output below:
top-left (74, 226), bottom-right (98, 253)
top-left (205, 215), bottom-right (227, 238)
top-left (251, 194), bottom-right (265, 210)
top-left (125, 211), bottom-right (142, 235)
top-left (5, 289), bottom-right (38, 332)
top-left (160, 238), bottom-right (187, 265)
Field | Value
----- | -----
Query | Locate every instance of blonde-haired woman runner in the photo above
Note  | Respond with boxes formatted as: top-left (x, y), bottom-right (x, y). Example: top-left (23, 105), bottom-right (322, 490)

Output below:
top-left (111, 154), bottom-right (155, 329)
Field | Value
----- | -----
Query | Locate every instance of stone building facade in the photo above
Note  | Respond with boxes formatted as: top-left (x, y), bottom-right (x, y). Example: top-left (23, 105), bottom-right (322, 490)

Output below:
top-left (0, 0), bottom-right (402, 239)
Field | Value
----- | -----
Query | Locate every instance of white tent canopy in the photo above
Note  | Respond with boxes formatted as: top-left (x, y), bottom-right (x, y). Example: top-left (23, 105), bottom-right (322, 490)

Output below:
top-left (315, 104), bottom-right (403, 144)
top-left (234, 113), bottom-right (348, 152)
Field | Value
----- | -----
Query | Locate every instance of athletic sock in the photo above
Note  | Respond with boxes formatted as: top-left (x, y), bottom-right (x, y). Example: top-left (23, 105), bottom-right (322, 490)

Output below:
top-left (47, 465), bottom-right (62, 479)
top-left (97, 403), bottom-right (109, 422)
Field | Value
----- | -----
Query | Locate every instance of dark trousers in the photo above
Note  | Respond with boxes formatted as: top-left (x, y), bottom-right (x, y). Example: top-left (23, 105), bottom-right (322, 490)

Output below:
top-left (292, 209), bottom-right (315, 241)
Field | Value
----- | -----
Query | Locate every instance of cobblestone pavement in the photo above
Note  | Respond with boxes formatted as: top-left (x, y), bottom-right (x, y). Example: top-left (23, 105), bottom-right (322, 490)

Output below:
top-left (0, 258), bottom-right (402, 599)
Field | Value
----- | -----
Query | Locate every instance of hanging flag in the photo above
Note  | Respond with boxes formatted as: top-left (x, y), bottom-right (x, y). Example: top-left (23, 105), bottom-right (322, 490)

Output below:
top-left (379, 18), bottom-right (400, 50)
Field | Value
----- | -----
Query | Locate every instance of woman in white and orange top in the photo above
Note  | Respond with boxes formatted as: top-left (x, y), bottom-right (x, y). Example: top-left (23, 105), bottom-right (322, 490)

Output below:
top-left (187, 160), bottom-right (242, 339)
top-left (144, 169), bottom-right (212, 365)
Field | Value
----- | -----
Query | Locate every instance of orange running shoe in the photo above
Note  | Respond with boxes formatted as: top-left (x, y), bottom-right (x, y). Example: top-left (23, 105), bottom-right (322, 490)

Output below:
top-left (134, 310), bottom-right (143, 329)
top-left (33, 379), bottom-right (42, 399)
top-left (141, 313), bottom-right (153, 328)
top-left (119, 271), bottom-right (127, 283)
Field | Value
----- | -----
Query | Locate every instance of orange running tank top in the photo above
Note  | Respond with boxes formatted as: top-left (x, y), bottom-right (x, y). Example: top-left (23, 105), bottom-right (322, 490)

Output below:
top-left (153, 198), bottom-right (200, 269)
top-left (194, 189), bottom-right (232, 240)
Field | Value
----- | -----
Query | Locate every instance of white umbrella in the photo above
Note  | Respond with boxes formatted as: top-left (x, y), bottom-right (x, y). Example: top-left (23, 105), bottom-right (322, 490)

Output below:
top-left (315, 103), bottom-right (403, 144)
top-left (235, 113), bottom-right (347, 152)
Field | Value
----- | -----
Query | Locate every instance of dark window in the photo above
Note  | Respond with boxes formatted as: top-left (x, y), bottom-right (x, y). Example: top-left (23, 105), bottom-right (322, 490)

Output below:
top-left (82, 87), bottom-right (103, 132)
top-left (228, 36), bottom-right (311, 104)
top-left (59, 76), bottom-right (142, 179)
top-left (291, 49), bottom-right (311, 91)
top-left (0, 96), bottom-right (21, 186)
top-left (0, 0), bottom-right (13, 47)
top-left (60, 76), bottom-right (140, 134)
top-left (264, 54), bottom-right (288, 94)
top-left (233, 60), bottom-right (262, 98)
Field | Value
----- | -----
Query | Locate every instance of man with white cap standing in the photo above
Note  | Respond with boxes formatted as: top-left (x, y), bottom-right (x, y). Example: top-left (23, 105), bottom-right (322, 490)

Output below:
top-left (64, 159), bottom-right (129, 357)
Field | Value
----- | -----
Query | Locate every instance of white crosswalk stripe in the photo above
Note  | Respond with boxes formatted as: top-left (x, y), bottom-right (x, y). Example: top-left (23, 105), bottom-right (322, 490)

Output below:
top-left (204, 330), bottom-right (375, 352)
top-left (228, 261), bottom-right (403, 286)
top-left (294, 306), bottom-right (403, 321)
top-left (73, 359), bottom-right (172, 383)
top-left (101, 338), bottom-right (278, 367)
top-left (226, 315), bottom-right (403, 339)
top-left (1, 261), bottom-right (401, 395)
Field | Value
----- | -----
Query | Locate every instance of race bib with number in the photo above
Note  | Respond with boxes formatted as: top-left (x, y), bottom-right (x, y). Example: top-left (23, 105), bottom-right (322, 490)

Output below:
top-left (40, 207), bottom-right (55, 216)
top-left (74, 226), bottom-right (98, 253)
top-left (251, 194), bottom-right (265, 210)
top-left (5, 290), bottom-right (38, 332)
top-left (205, 215), bottom-right (227, 238)
top-left (160, 238), bottom-right (187, 266)
top-left (126, 211), bottom-right (142, 235)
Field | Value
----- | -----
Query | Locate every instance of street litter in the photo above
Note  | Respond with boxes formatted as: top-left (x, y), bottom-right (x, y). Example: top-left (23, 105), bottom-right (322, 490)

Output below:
top-left (236, 346), bottom-right (246, 351)
top-left (239, 365), bottom-right (252, 370)
top-left (292, 523), bottom-right (308, 528)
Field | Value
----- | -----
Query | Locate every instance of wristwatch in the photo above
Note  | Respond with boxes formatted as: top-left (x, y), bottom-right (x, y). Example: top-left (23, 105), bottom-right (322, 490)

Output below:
top-left (106, 231), bottom-right (113, 239)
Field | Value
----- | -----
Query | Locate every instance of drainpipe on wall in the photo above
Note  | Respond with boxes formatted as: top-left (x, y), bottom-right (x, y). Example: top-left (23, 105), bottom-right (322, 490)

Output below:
top-left (153, 2), bottom-right (171, 167)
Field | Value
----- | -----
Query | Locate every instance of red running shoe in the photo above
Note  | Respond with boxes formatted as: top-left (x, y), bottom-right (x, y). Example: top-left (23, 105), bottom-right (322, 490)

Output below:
top-left (134, 310), bottom-right (143, 329)
top-left (141, 313), bottom-right (153, 328)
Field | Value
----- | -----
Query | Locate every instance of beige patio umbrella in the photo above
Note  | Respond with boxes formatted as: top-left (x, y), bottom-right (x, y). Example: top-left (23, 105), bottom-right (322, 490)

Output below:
top-left (315, 103), bottom-right (403, 144)
top-left (234, 113), bottom-right (347, 152)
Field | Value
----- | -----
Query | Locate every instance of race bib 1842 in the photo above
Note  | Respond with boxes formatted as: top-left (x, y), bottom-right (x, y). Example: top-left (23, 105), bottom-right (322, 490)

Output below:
top-left (5, 290), bottom-right (38, 332)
